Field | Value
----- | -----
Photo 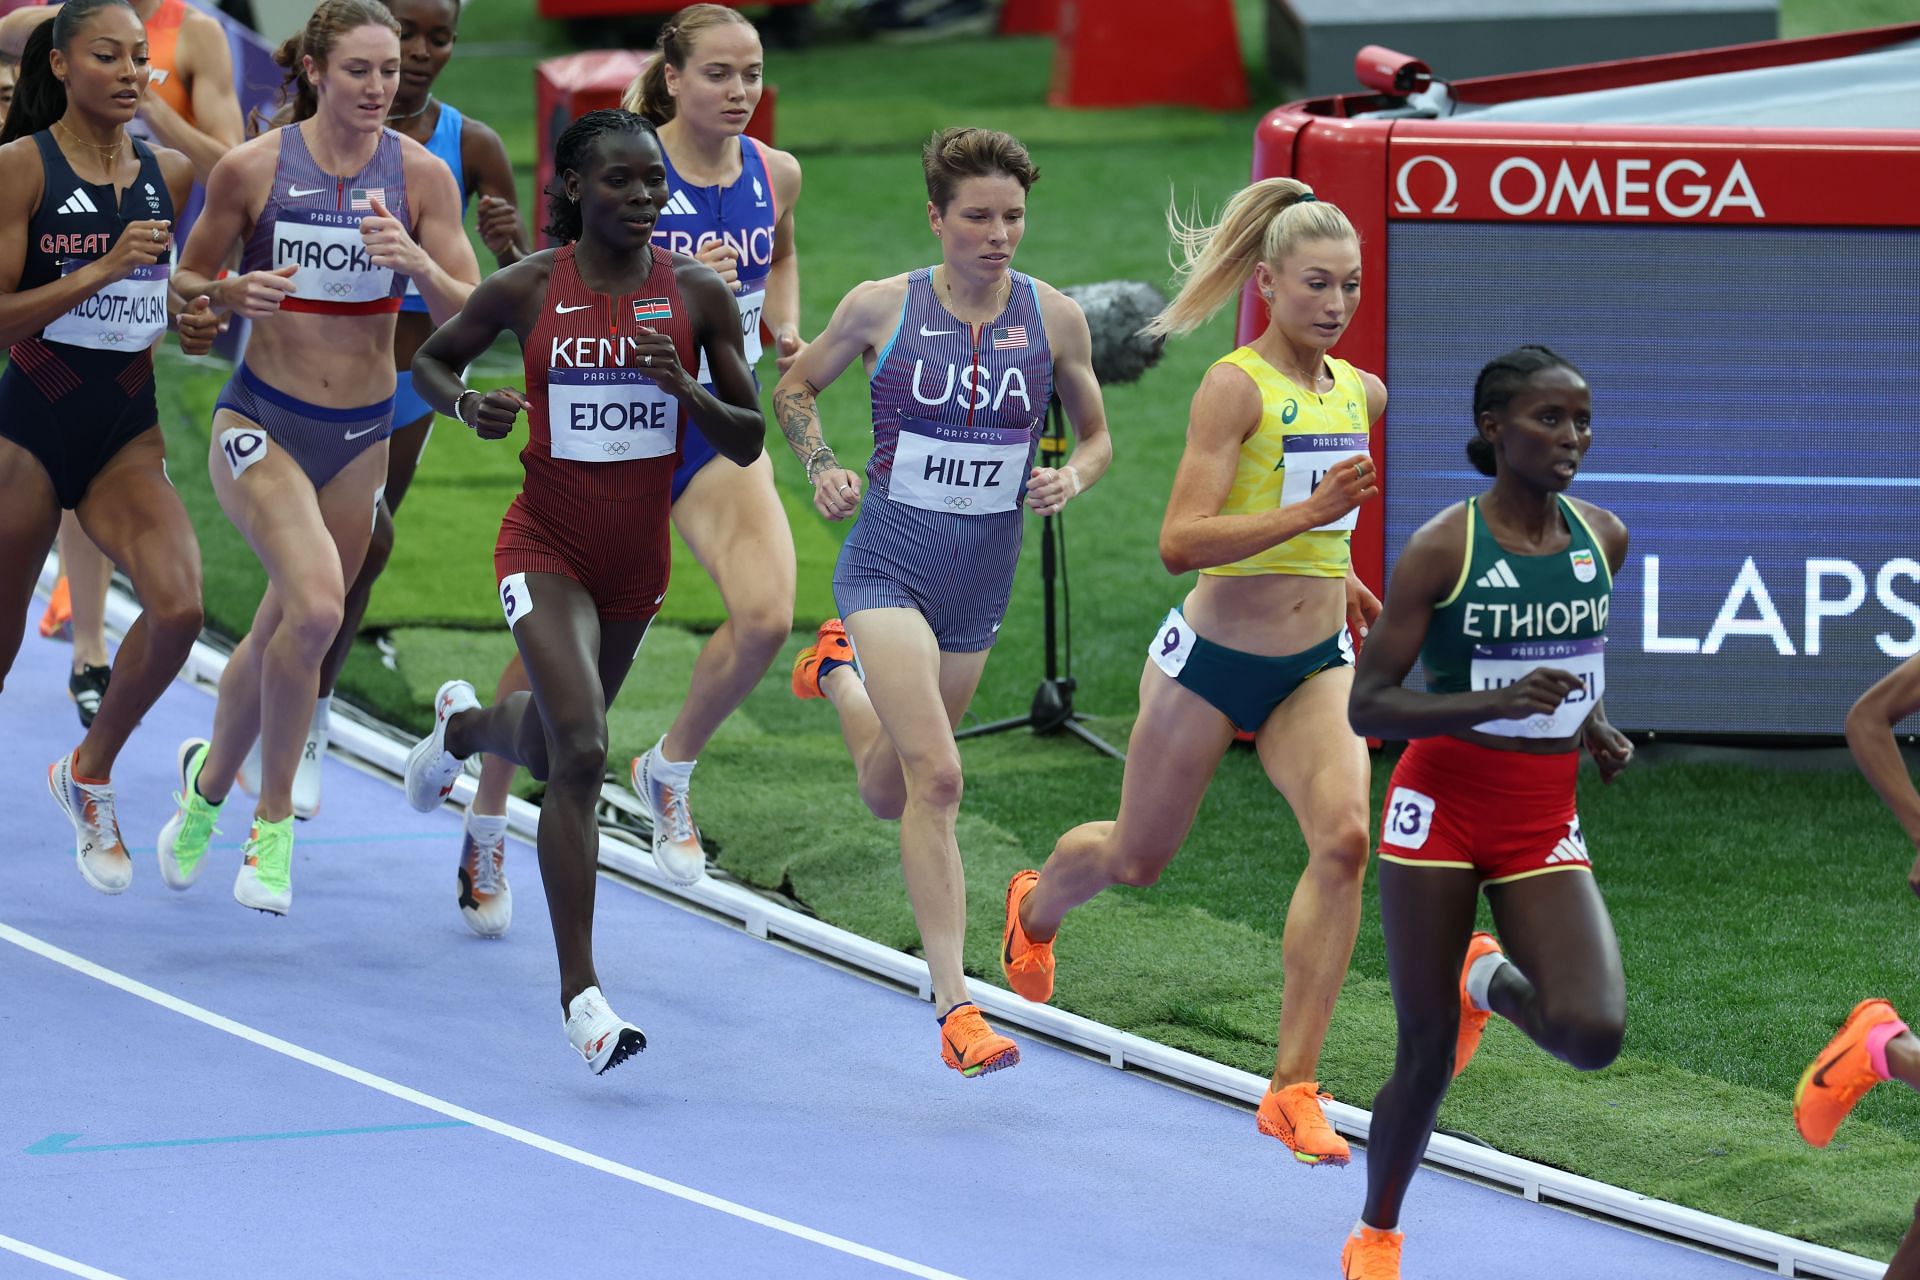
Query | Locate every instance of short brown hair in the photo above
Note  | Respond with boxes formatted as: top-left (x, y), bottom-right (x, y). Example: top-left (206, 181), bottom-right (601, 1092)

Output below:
top-left (921, 126), bottom-right (1039, 212)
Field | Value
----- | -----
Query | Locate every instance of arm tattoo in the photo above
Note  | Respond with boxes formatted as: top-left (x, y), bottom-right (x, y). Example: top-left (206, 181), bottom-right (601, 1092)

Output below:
top-left (774, 384), bottom-right (827, 461)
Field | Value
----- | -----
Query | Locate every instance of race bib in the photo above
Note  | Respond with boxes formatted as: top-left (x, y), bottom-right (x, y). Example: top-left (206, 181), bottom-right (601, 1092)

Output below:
top-left (219, 426), bottom-right (268, 480)
top-left (694, 286), bottom-right (767, 383)
top-left (546, 367), bottom-right (678, 463)
top-left (1278, 432), bottom-right (1371, 533)
top-left (273, 213), bottom-right (395, 303)
top-left (1471, 636), bottom-right (1606, 740)
top-left (499, 572), bottom-right (531, 629)
top-left (1148, 608), bottom-right (1196, 679)
top-left (886, 414), bottom-right (1029, 516)
top-left (43, 261), bottom-right (170, 351)
top-left (1384, 786), bottom-right (1436, 850)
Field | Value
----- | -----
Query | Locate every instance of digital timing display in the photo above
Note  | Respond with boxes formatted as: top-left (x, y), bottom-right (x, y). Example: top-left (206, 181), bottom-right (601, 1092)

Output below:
top-left (1384, 222), bottom-right (1920, 735)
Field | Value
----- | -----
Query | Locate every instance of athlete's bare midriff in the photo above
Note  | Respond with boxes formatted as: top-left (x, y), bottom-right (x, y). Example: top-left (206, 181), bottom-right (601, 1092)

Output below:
top-left (1182, 571), bottom-right (1345, 657)
top-left (243, 308), bottom-right (398, 406)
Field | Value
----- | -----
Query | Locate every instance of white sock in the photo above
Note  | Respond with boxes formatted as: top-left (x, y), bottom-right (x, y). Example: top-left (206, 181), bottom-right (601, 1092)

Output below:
top-left (465, 810), bottom-right (508, 838)
top-left (649, 736), bottom-right (695, 787)
top-left (1353, 1218), bottom-right (1395, 1237)
top-left (1466, 950), bottom-right (1510, 1013)
top-left (311, 695), bottom-right (332, 739)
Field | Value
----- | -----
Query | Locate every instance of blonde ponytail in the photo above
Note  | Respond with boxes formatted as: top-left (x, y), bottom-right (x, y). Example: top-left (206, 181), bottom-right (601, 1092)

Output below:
top-left (1144, 178), bottom-right (1357, 338)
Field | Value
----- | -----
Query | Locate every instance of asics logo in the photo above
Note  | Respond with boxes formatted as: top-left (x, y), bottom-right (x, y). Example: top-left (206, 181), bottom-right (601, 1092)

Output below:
top-left (918, 323), bottom-right (957, 337)
top-left (555, 302), bottom-right (593, 314)
top-left (288, 185), bottom-right (325, 199)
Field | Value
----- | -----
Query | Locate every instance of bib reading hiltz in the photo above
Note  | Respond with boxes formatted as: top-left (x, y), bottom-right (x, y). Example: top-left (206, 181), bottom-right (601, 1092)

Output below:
top-left (546, 367), bottom-right (678, 463)
top-left (1422, 495), bottom-right (1614, 741)
top-left (887, 415), bottom-right (1029, 515)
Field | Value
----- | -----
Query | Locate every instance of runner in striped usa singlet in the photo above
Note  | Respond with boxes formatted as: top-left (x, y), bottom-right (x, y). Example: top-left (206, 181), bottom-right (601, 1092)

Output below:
top-left (155, 0), bottom-right (478, 918)
top-left (0, 0), bottom-right (220, 898)
top-left (774, 126), bottom-right (1112, 1079)
top-left (1344, 346), bottom-right (1633, 1280)
top-left (402, 109), bottom-right (762, 1076)
top-left (291, 0), bottom-right (529, 859)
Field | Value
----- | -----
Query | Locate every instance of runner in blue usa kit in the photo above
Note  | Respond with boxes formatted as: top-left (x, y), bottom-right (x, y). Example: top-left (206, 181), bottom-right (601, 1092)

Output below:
top-left (773, 126), bottom-right (1111, 1079)
top-left (0, 0), bottom-right (221, 897)
top-left (156, 0), bottom-right (477, 917)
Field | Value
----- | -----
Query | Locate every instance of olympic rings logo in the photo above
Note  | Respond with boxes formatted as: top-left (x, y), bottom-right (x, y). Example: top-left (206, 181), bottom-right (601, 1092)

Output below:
top-left (324, 281), bottom-right (359, 298)
top-left (603, 441), bottom-right (631, 456)
top-left (97, 332), bottom-right (127, 346)
top-left (943, 495), bottom-right (973, 509)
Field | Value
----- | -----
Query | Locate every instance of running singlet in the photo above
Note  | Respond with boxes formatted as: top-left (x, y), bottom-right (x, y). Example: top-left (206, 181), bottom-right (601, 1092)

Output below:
top-left (131, 0), bottom-right (193, 130)
top-left (0, 131), bottom-right (174, 507)
top-left (1204, 347), bottom-right (1371, 579)
top-left (1420, 495), bottom-right (1613, 740)
top-left (517, 241), bottom-right (696, 541)
top-left (399, 103), bottom-right (466, 314)
top-left (865, 266), bottom-right (1051, 516)
top-left (240, 123), bottom-right (411, 314)
top-left (17, 132), bottom-right (173, 353)
top-left (651, 136), bottom-right (776, 380)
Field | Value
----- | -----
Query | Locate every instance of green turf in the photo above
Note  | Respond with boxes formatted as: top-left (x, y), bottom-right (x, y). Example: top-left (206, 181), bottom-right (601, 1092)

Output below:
top-left (147, 0), bottom-right (1920, 1259)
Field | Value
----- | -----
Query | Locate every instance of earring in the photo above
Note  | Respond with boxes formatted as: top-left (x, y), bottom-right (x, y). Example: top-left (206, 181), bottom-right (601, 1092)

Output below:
top-left (1260, 290), bottom-right (1273, 301)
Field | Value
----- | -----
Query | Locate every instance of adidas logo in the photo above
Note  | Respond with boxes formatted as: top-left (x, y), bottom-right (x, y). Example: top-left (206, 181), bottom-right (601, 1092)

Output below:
top-left (661, 189), bottom-right (698, 217)
top-left (1543, 836), bottom-right (1590, 866)
top-left (1475, 559), bottom-right (1520, 589)
top-left (56, 187), bottom-right (99, 216)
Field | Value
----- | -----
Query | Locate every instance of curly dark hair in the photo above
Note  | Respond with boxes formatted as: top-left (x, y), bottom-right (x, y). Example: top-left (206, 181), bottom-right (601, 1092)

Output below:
top-left (543, 108), bottom-right (659, 245)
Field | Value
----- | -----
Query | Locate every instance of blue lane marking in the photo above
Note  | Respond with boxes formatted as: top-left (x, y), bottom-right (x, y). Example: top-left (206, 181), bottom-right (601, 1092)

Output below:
top-left (211, 832), bottom-right (458, 850)
top-left (25, 1122), bottom-right (471, 1156)
top-left (1398, 470), bottom-right (1920, 488)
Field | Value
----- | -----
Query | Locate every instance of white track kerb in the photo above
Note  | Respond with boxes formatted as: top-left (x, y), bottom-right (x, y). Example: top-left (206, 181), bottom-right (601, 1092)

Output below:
top-left (67, 566), bottom-right (1887, 1280)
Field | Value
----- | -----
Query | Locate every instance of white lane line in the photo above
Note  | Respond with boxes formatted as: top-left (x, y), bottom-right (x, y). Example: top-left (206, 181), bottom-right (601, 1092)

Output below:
top-left (0, 1233), bottom-right (129, 1280)
top-left (0, 923), bottom-right (963, 1280)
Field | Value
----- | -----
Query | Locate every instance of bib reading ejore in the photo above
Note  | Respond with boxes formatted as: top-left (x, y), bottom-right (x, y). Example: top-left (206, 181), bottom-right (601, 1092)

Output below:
top-left (44, 262), bottom-right (169, 351)
top-left (1278, 432), bottom-right (1370, 533)
top-left (1470, 636), bottom-right (1606, 740)
top-left (547, 367), bottom-right (677, 462)
top-left (274, 213), bottom-right (394, 303)
top-left (887, 414), bottom-right (1029, 516)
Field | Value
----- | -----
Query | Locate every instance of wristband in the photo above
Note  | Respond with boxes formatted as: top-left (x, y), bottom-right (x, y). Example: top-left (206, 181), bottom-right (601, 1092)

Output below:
top-left (455, 388), bottom-right (482, 426)
top-left (1064, 464), bottom-right (1082, 497)
top-left (805, 445), bottom-right (836, 483)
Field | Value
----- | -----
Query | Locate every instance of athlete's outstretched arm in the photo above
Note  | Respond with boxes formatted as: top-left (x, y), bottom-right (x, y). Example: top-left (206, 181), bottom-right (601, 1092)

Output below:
top-left (1348, 509), bottom-right (1586, 741)
top-left (1158, 362), bottom-right (1374, 575)
top-left (761, 146), bottom-right (804, 373)
top-left (412, 258), bottom-right (543, 440)
top-left (1029, 286), bottom-right (1110, 517)
top-left (640, 258), bottom-right (761, 467)
top-left (174, 144), bottom-right (301, 318)
top-left (773, 279), bottom-right (898, 520)
top-left (1846, 654), bottom-right (1920, 895)
top-left (371, 151), bottom-right (479, 326)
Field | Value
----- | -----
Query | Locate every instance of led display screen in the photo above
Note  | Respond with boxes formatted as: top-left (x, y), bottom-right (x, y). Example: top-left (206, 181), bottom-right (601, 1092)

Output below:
top-left (1384, 221), bottom-right (1920, 735)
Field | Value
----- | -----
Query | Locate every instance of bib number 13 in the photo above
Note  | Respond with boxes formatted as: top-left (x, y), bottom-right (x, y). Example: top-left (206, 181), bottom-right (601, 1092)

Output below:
top-left (1385, 786), bottom-right (1436, 850)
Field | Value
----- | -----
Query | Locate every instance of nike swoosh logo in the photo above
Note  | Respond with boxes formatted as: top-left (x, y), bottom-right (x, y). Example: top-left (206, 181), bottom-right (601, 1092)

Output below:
top-left (344, 423), bottom-right (385, 441)
top-left (287, 185), bottom-right (324, 199)
top-left (1810, 1046), bottom-right (1852, 1090)
top-left (555, 302), bottom-right (593, 314)
top-left (918, 324), bottom-right (956, 337)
